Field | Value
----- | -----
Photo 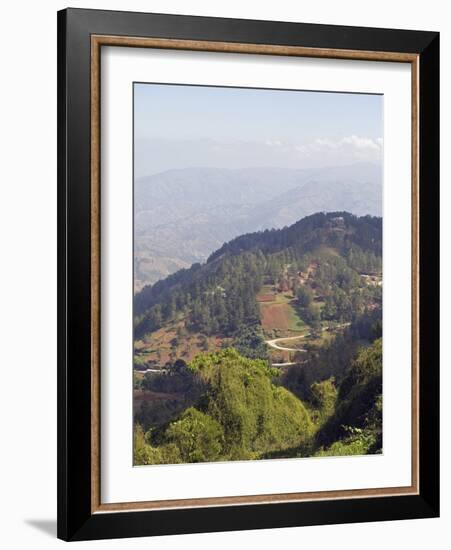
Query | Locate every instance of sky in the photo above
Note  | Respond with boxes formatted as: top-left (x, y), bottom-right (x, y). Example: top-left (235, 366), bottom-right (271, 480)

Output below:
top-left (134, 83), bottom-right (383, 178)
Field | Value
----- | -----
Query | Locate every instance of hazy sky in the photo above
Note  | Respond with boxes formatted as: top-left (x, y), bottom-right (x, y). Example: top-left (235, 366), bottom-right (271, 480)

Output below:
top-left (134, 83), bottom-right (383, 178)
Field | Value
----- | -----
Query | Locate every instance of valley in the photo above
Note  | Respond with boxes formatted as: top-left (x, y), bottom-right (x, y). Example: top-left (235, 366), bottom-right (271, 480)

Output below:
top-left (134, 163), bottom-right (382, 288)
top-left (133, 212), bottom-right (383, 464)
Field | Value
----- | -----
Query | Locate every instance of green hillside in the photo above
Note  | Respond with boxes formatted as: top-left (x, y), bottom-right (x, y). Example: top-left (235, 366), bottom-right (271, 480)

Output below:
top-left (134, 212), bottom-right (381, 340)
top-left (133, 211), bottom-right (383, 464)
top-left (135, 340), bottom-right (382, 464)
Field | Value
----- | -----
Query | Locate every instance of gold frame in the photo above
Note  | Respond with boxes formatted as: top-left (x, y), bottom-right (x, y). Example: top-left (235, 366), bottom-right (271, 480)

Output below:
top-left (90, 35), bottom-right (419, 514)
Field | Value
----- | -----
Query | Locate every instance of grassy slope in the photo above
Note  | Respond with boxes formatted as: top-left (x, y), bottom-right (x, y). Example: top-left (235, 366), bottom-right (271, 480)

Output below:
top-left (135, 349), bottom-right (314, 465)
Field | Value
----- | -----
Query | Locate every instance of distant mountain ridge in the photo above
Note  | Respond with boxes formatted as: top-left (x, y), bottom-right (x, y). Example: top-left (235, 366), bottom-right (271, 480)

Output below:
top-left (134, 163), bottom-right (381, 288)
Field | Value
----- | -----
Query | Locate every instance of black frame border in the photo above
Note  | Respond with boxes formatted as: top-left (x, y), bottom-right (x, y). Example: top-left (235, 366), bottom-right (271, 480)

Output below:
top-left (57, 8), bottom-right (439, 541)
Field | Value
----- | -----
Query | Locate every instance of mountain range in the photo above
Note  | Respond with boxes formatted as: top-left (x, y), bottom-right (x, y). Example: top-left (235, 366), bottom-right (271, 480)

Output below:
top-left (134, 162), bottom-right (382, 288)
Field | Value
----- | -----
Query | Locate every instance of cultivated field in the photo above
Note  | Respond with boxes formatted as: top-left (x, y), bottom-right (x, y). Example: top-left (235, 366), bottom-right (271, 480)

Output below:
top-left (135, 319), bottom-right (228, 368)
top-left (257, 285), bottom-right (305, 336)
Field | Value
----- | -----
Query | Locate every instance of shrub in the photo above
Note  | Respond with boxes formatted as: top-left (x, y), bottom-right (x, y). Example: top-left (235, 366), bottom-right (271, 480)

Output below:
top-left (163, 407), bottom-right (224, 463)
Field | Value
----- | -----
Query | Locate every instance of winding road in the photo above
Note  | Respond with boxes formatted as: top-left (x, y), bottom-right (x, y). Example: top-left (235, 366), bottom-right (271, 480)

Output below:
top-left (266, 334), bottom-right (309, 352)
top-left (266, 334), bottom-right (308, 367)
top-left (266, 323), bottom-right (350, 367)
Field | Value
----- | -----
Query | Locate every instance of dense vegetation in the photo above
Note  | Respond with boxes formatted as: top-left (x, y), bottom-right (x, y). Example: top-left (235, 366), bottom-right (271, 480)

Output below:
top-left (135, 338), bottom-right (382, 464)
top-left (280, 308), bottom-right (382, 402)
top-left (134, 251), bottom-right (265, 338)
top-left (135, 349), bottom-right (314, 464)
top-left (314, 338), bottom-right (382, 455)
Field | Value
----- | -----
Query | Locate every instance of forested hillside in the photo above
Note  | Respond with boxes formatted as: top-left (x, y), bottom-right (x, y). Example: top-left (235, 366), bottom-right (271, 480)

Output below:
top-left (135, 212), bottom-right (381, 337)
top-left (133, 211), bottom-right (383, 464)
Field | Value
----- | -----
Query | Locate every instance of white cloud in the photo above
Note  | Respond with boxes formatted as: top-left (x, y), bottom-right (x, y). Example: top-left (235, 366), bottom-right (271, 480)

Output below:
top-left (264, 139), bottom-right (284, 147)
top-left (341, 135), bottom-right (381, 150)
top-left (291, 135), bottom-right (383, 164)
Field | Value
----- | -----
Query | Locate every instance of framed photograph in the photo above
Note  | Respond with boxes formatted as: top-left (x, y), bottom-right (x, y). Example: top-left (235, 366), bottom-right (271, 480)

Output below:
top-left (57, 8), bottom-right (439, 541)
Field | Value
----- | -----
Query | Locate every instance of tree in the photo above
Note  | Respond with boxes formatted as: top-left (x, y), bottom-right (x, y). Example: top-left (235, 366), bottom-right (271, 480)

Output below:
top-left (306, 303), bottom-right (321, 329)
top-left (163, 408), bottom-right (224, 463)
top-left (296, 285), bottom-right (313, 308)
top-left (134, 424), bottom-right (161, 465)
top-left (315, 338), bottom-right (382, 451)
top-left (232, 325), bottom-right (268, 360)
top-left (189, 349), bottom-right (314, 459)
top-left (309, 378), bottom-right (337, 424)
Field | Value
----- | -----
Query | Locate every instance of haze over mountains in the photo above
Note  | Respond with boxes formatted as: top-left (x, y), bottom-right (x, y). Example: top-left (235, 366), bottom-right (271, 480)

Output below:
top-left (134, 162), bottom-right (382, 289)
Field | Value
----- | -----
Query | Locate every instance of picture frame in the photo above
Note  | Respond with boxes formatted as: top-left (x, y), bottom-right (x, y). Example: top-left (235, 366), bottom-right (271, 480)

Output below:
top-left (57, 7), bottom-right (439, 541)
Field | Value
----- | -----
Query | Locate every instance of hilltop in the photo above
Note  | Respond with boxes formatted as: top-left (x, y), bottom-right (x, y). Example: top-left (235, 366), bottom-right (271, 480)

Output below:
top-left (134, 163), bottom-right (381, 287)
